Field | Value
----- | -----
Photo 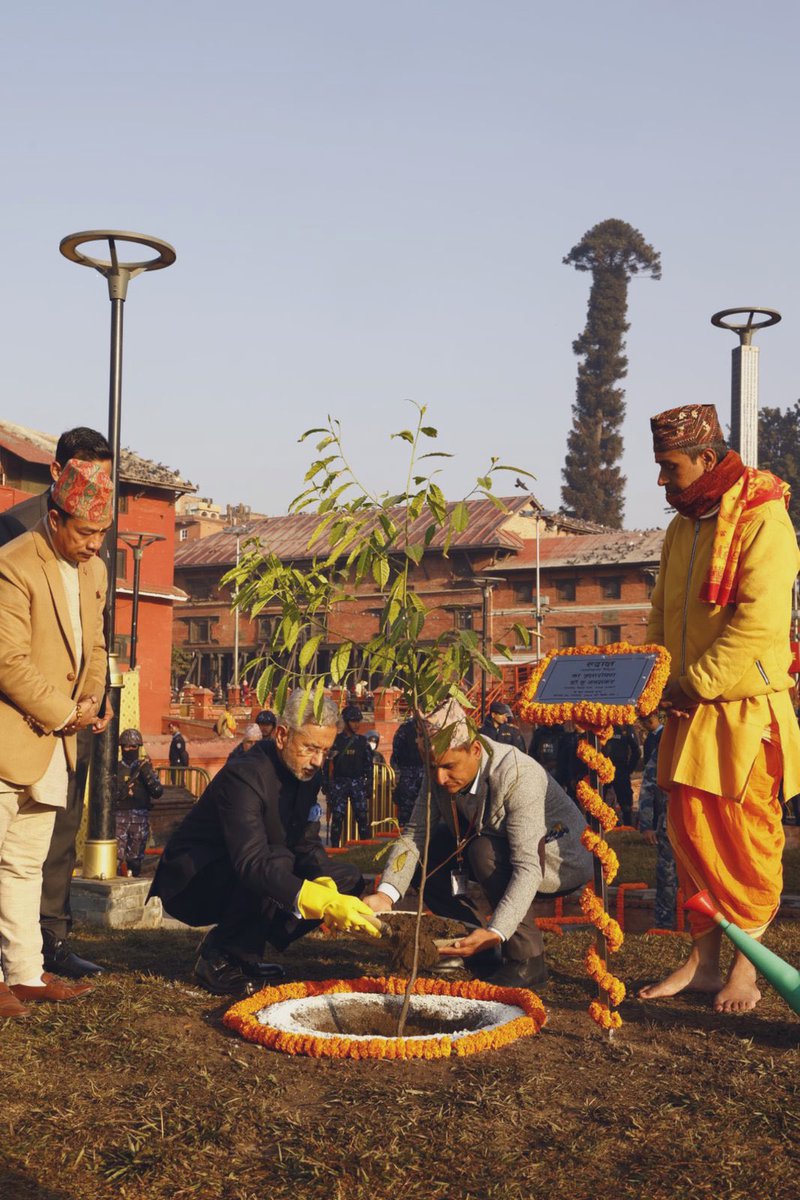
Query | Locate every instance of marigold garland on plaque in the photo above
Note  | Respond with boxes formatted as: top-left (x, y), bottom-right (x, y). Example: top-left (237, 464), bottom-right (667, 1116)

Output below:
top-left (516, 642), bottom-right (670, 1030)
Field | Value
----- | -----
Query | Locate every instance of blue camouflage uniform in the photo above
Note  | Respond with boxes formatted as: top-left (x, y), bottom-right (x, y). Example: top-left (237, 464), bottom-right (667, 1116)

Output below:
top-left (328, 729), bottom-right (372, 846)
top-left (390, 718), bottom-right (424, 827)
top-left (638, 726), bottom-right (677, 929)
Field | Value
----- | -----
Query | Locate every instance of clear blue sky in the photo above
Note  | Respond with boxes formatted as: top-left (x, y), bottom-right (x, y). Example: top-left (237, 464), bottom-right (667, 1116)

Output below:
top-left (2, 1), bottom-right (799, 529)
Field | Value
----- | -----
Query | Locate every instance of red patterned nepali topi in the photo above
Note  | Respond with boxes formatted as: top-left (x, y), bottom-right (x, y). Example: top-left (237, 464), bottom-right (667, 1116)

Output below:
top-left (51, 459), bottom-right (113, 523)
top-left (650, 404), bottom-right (724, 453)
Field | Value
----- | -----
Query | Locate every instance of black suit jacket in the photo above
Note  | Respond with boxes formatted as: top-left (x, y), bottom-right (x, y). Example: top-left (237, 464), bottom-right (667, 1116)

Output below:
top-left (149, 738), bottom-right (329, 916)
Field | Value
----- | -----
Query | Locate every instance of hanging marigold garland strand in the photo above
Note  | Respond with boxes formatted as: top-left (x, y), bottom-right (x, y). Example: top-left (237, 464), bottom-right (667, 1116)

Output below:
top-left (517, 641), bottom-right (670, 1031)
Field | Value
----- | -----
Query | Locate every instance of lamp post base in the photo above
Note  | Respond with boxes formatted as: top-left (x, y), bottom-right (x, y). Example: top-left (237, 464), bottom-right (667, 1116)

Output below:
top-left (82, 839), bottom-right (119, 881)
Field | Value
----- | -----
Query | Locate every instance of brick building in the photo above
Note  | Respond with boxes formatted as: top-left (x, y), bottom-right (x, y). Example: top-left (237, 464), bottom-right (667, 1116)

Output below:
top-left (0, 419), bottom-right (194, 732)
top-left (172, 497), bottom-right (664, 698)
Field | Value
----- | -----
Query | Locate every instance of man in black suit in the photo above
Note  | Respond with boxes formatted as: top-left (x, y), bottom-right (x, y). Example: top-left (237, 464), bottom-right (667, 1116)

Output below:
top-left (0, 426), bottom-right (112, 979)
top-left (149, 691), bottom-right (380, 996)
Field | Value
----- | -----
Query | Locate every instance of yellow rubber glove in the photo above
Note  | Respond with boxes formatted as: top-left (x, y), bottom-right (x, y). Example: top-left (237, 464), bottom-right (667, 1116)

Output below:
top-left (312, 876), bottom-right (339, 892)
top-left (297, 880), bottom-right (381, 937)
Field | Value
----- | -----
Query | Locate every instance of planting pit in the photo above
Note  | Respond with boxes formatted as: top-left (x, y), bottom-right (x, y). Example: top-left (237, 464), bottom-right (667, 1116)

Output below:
top-left (258, 991), bottom-right (510, 1039)
top-left (224, 975), bottom-right (547, 1059)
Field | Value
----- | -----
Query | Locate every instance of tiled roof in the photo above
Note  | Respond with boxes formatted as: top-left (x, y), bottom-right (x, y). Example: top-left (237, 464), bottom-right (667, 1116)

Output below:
top-left (0, 419), bottom-right (195, 494)
top-left (175, 496), bottom-right (540, 569)
top-left (498, 529), bottom-right (666, 571)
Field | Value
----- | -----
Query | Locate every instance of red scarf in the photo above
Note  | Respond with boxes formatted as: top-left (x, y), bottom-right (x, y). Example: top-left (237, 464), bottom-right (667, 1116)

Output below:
top-left (671, 451), bottom-right (790, 605)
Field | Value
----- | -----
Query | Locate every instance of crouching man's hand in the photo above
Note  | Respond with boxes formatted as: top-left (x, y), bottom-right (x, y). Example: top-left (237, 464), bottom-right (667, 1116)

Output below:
top-left (297, 879), bottom-right (383, 937)
top-left (440, 927), bottom-right (502, 958)
top-left (362, 892), bottom-right (393, 915)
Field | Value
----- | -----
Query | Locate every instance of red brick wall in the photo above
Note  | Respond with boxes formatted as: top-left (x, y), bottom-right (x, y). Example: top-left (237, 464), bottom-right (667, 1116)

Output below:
top-left (173, 544), bottom-right (658, 693)
top-left (116, 490), bottom-right (178, 733)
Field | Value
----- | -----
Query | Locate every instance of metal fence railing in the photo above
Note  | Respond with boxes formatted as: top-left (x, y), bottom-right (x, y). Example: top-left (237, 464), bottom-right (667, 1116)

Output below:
top-left (340, 761), bottom-right (397, 845)
top-left (155, 765), bottom-right (211, 798)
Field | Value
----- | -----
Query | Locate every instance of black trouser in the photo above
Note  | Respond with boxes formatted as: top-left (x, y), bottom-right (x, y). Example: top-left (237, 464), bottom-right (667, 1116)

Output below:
top-left (163, 856), bottom-right (364, 963)
top-left (420, 823), bottom-right (550, 963)
top-left (40, 729), bottom-right (92, 939)
top-left (605, 772), bottom-right (634, 827)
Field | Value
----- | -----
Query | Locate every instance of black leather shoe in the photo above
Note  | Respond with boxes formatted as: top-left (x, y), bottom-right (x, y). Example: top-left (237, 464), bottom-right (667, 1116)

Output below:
top-left (196, 931), bottom-right (284, 984)
top-left (42, 934), bottom-right (104, 979)
top-left (243, 960), bottom-right (286, 981)
top-left (483, 955), bottom-right (549, 990)
top-left (194, 952), bottom-right (261, 998)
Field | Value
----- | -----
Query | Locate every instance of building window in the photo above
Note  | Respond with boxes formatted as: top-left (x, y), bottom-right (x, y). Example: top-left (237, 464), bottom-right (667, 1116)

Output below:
top-left (179, 527), bottom-right (188, 541)
top-left (188, 618), bottom-right (210, 644)
top-left (556, 627), bottom-right (577, 648)
top-left (601, 577), bottom-right (622, 600)
top-left (555, 579), bottom-right (576, 602)
top-left (597, 625), bottom-right (621, 645)
top-left (453, 608), bottom-right (474, 631)
top-left (513, 582), bottom-right (533, 605)
top-left (116, 549), bottom-right (127, 582)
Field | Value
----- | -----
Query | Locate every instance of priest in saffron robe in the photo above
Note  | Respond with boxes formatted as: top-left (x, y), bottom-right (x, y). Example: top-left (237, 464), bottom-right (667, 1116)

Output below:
top-left (639, 403), bottom-right (800, 1013)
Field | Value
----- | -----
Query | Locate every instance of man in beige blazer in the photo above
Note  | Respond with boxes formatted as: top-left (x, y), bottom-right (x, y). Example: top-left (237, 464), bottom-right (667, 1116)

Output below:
top-left (0, 459), bottom-right (111, 1019)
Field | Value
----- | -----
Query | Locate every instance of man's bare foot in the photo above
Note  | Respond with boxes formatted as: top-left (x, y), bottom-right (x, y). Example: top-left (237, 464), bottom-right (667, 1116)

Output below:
top-left (639, 951), bottom-right (723, 1000)
top-left (713, 955), bottom-right (761, 1013)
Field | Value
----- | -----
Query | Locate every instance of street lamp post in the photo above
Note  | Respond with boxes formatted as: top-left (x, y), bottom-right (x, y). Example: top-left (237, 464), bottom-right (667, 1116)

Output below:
top-left (473, 576), bottom-right (505, 719)
top-left (711, 306), bottom-right (781, 467)
top-left (224, 503), bottom-right (253, 691)
top-left (60, 231), bottom-right (175, 879)
top-left (117, 532), bottom-right (166, 669)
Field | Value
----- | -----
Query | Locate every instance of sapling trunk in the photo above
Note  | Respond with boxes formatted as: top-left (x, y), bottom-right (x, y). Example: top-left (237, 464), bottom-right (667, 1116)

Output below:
top-left (396, 724), bottom-right (433, 1036)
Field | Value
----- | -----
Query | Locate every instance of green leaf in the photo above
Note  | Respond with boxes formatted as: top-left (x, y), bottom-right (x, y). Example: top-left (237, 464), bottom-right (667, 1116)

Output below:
top-left (492, 464), bottom-right (536, 478)
top-left (313, 676), bottom-right (327, 720)
top-left (372, 556), bottom-right (390, 588)
top-left (298, 633), bottom-right (323, 670)
top-left (451, 501), bottom-right (469, 532)
top-left (392, 430), bottom-right (415, 444)
top-left (330, 641), bottom-right (352, 684)
top-left (274, 675), bottom-right (289, 716)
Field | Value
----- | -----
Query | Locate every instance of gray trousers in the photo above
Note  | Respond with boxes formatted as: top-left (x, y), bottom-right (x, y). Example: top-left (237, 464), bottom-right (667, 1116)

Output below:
top-left (422, 824), bottom-right (547, 963)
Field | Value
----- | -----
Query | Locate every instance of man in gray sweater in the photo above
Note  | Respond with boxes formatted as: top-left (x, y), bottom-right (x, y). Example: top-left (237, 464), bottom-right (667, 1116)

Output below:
top-left (364, 699), bottom-right (592, 988)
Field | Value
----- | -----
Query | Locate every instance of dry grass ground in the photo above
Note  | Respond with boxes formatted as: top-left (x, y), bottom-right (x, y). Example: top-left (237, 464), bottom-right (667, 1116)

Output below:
top-left (1, 917), bottom-right (798, 1200)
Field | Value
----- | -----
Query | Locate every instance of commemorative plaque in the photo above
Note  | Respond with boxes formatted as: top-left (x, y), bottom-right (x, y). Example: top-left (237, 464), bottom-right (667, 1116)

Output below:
top-left (533, 652), bottom-right (658, 707)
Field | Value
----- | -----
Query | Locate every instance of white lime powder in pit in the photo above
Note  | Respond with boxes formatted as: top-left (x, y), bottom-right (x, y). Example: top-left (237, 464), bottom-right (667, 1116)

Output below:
top-left (255, 992), bottom-right (525, 1042)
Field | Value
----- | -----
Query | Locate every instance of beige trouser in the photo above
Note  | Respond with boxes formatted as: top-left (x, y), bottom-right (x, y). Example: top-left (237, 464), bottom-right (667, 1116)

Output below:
top-left (0, 784), bottom-right (58, 985)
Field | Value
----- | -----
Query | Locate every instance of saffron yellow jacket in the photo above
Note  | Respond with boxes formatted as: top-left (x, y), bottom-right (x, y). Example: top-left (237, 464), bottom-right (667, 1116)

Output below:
top-left (647, 498), bottom-right (800, 801)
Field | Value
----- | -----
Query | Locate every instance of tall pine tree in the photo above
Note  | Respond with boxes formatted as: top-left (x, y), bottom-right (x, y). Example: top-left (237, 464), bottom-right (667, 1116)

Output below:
top-left (561, 219), bottom-right (661, 527)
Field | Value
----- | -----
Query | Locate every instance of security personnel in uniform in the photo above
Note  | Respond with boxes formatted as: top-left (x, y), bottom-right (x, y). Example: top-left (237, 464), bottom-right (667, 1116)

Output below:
top-left (114, 729), bottom-right (163, 877)
top-left (479, 701), bottom-right (526, 751)
top-left (327, 705), bottom-right (372, 846)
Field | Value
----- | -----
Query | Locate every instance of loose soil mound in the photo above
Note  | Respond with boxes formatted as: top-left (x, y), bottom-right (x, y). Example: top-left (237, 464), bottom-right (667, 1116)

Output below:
top-left (384, 911), bottom-right (469, 972)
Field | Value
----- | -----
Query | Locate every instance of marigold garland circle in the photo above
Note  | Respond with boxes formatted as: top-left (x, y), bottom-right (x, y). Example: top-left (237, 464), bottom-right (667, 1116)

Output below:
top-left (223, 976), bottom-right (547, 1060)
